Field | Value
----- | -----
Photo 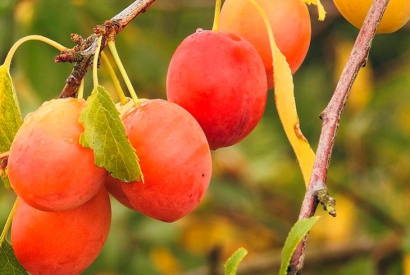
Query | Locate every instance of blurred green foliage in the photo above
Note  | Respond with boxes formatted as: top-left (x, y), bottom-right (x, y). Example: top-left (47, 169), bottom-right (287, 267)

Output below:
top-left (1, 0), bottom-right (410, 274)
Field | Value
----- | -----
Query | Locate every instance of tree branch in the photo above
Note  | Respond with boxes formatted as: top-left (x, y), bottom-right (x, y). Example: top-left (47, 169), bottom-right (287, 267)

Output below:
top-left (56, 0), bottom-right (156, 98)
top-left (288, 0), bottom-right (391, 274)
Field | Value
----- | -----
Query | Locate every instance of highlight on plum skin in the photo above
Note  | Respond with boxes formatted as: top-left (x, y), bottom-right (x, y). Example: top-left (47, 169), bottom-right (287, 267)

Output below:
top-left (166, 29), bottom-right (268, 150)
top-left (7, 98), bottom-right (106, 212)
top-left (105, 99), bottom-right (212, 223)
top-left (11, 188), bottom-right (112, 275)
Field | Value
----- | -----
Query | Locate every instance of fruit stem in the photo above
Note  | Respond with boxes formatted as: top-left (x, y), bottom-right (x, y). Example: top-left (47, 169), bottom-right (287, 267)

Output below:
top-left (247, 0), bottom-right (275, 60)
top-left (3, 35), bottom-right (66, 71)
top-left (92, 35), bottom-right (104, 89)
top-left (101, 52), bottom-right (129, 105)
top-left (0, 199), bottom-right (17, 247)
top-left (77, 79), bottom-right (85, 100)
top-left (107, 40), bottom-right (140, 106)
top-left (212, 0), bottom-right (222, 32)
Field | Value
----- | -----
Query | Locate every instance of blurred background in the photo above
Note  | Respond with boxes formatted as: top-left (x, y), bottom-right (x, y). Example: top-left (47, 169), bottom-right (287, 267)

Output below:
top-left (1, 0), bottom-right (410, 274)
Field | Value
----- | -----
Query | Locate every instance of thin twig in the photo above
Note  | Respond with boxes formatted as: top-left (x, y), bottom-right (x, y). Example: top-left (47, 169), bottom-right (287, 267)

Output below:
top-left (288, 0), bottom-right (391, 274)
top-left (111, 0), bottom-right (156, 32)
top-left (57, 0), bottom-right (156, 98)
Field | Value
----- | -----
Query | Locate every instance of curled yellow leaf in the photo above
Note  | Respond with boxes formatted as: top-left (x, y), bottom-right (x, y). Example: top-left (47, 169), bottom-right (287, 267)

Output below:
top-left (248, 0), bottom-right (315, 187)
top-left (272, 42), bottom-right (315, 187)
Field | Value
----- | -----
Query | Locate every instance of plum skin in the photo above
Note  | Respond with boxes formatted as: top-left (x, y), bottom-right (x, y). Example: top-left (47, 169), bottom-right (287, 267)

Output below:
top-left (11, 188), bottom-right (111, 275)
top-left (219, 0), bottom-right (311, 89)
top-left (105, 99), bottom-right (212, 222)
top-left (7, 98), bottom-right (106, 212)
top-left (166, 29), bottom-right (268, 150)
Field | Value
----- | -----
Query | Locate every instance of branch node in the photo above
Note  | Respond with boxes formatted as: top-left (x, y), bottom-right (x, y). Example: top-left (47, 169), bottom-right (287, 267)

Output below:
top-left (56, 0), bottom-right (156, 98)
top-left (316, 189), bottom-right (337, 217)
top-left (55, 50), bottom-right (76, 63)
top-left (71, 33), bottom-right (84, 46)
top-left (318, 113), bottom-right (324, 120)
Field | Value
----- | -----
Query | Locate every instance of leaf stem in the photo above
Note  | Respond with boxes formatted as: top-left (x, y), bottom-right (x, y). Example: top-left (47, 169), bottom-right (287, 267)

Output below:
top-left (92, 35), bottom-right (104, 89)
top-left (107, 40), bottom-right (140, 105)
top-left (3, 35), bottom-right (66, 71)
top-left (0, 199), bottom-right (18, 247)
top-left (101, 52), bottom-right (129, 105)
top-left (212, 0), bottom-right (222, 32)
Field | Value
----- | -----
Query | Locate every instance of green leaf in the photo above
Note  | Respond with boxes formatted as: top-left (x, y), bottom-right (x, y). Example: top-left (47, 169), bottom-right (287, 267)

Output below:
top-left (224, 247), bottom-right (248, 275)
top-left (0, 241), bottom-right (27, 274)
top-left (278, 216), bottom-right (320, 275)
top-left (0, 65), bottom-right (23, 189)
top-left (79, 85), bottom-right (143, 182)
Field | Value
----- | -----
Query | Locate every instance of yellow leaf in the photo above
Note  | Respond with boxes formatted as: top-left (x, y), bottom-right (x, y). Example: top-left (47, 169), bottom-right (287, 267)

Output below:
top-left (404, 253), bottom-right (410, 275)
top-left (180, 216), bottom-right (239, 256)
top-left (302, 0), bottom-right (326, 21)
top-left (247, 0), bottom-right (315, 187)
top-left (150, 247), bottom-right (182, 275)
top-left (179, 215), bottom-right (277, 258)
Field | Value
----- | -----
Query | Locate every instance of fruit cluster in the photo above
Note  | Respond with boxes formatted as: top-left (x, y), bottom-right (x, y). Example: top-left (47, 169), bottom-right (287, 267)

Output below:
top-left (4, 0), bottom-right (312, 274)
top-left (7, 97), bottom-right (212, 274)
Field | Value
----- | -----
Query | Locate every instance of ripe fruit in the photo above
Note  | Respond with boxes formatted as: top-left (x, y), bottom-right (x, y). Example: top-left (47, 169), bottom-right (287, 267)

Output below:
top-left (11, 188), bottom-right (111, 275)
top-left (333, 0), bottom-right (410, 33)
top-left (219, 0), bottom-right (311, 89)
top-left (105, 99), bottom-right (212, 222)
top-left (7, 98), bottom-right (105, 212)
top-left (166, 29), bottom-right (268, 150)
